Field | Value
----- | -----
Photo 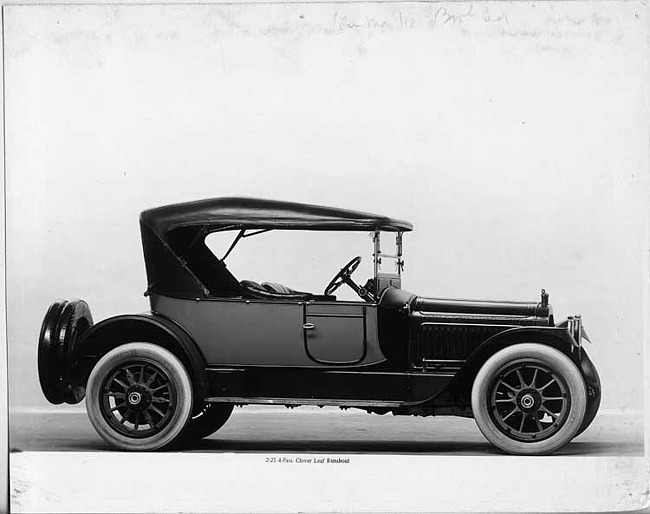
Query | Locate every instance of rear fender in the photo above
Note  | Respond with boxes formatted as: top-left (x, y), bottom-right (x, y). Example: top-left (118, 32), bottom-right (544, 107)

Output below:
top-left (74, 313), bottom-right (209, 411)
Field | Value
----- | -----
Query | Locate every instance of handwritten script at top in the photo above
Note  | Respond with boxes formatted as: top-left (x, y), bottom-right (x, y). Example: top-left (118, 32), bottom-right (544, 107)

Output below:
top-left (331, 5), bottom-right (511, 34)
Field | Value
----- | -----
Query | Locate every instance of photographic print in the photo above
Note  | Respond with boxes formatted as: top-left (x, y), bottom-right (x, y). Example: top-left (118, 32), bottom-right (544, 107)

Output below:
top-left (4, 1), bottom-right (648, 512)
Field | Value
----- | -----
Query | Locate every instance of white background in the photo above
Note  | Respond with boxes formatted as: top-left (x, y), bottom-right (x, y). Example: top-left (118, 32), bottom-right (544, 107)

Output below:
top-left (5, 1), bottom-right (647, 412)
top-left (3, 2), bottom-right (649, 512)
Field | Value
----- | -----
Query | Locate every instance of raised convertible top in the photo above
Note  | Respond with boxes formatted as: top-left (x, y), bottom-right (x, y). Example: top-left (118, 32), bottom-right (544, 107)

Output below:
top-left (139, 197), bottom-right (411, 299)
top-left (140, 197), bottom-right (413, 237)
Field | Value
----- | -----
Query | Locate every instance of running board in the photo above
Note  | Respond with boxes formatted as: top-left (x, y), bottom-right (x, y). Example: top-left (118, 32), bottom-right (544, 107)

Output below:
top-left (205, 397), bottom-right (406, 408)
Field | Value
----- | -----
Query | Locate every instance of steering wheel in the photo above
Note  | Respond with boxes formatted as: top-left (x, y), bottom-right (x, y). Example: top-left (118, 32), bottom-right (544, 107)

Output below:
top-left (324, 256), bottom-right (372, 301)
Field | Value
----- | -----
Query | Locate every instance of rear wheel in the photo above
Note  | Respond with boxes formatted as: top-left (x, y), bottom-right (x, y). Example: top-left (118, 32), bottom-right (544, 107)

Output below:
top-left (471, 343), bottom-right (587, 455)
top-left (179, 403), bottom-right (234, 443)
top-left (86, 343), bottom-right (193, 451)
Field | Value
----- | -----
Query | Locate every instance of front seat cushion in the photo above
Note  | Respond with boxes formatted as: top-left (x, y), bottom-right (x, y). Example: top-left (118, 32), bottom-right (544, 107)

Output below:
top-left (262, 282), bottom-right (301, 295)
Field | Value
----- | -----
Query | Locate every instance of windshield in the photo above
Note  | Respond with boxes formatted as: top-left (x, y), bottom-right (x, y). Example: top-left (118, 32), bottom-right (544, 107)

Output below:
top-left (374, 231), bottom-right (404, 275)
top-left (376, 248), bottom-right (403, 274)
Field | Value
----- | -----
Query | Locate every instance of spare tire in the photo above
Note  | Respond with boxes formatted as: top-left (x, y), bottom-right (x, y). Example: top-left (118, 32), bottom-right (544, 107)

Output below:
top-left (38, 299), bottom-right (93, 405)
top-left (38, 300), bottom-right (68, 404)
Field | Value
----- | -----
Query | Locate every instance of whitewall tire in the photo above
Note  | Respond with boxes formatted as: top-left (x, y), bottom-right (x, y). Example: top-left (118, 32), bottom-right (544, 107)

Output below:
top-left (86, 342), bottom-right (193, 451)
top-left (471, 343), bottom-right (587, 456)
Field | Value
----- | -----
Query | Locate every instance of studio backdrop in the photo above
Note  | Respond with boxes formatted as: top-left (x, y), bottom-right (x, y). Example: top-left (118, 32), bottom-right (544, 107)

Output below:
top-left (5, 2), bottom-right (646, 415)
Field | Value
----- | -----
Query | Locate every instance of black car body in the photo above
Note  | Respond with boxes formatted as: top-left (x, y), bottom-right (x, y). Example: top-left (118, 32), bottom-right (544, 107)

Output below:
top-left (38, 197), bottom-right (601, 454)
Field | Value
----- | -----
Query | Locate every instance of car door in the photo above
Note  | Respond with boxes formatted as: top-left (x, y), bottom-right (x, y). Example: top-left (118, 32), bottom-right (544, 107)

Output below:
top-left (151, 295), bottom-right (309, 366)
top-left (303, 301), bottom-right (367, 365)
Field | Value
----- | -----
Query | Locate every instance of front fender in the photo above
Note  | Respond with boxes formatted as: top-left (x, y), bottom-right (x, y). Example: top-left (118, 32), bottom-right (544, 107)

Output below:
top-left (74, 313), bottom-right (209, 411)
top-left (433, 326), bottom-right (580, 405)
top-left (576, 347), bottom-right (601, 434)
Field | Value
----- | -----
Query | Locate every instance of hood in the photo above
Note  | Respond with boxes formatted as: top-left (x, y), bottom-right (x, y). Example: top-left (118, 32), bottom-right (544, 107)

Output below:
top-left (411, 290), bottom-right (552, 326)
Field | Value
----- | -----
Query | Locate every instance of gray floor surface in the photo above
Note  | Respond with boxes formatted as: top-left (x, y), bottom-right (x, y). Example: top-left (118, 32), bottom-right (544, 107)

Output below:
top-left (9, 407), bottom-right (645, 456)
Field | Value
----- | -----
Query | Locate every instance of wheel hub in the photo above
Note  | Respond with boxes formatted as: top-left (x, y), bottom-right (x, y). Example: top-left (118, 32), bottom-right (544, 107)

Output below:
top-left (128, 391), bottom-right (142, 405)
top-left (124, 384), bottom-right (152, 412)
top-left (520, 394), bottom-right (534, 408)
top-left (517, 389), bottom-right (542, 412)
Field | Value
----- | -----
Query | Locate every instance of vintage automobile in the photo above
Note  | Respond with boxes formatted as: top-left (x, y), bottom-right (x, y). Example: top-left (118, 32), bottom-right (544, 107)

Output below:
top-left (38, 197), bottom-right (601, 455)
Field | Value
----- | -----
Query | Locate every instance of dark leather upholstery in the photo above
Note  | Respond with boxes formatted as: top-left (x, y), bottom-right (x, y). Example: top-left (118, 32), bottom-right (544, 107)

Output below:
top-left (240, 280), bottom-right (264, 291)
top-left (240, 280), bottom-right (313, 300)
top-left (262, 282), bottom-right (302, 295)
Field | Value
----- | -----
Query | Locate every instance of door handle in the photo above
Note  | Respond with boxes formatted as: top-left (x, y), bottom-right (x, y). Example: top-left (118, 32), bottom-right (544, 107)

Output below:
top-left (303, 323), bottom-right (315, 330)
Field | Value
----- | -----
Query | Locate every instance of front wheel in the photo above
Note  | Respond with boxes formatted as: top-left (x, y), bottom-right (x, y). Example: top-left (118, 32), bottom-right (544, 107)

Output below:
top-left (471, 343), bottom-right (587, 456)
top-left (86, 343), bottom-right (193, 451)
